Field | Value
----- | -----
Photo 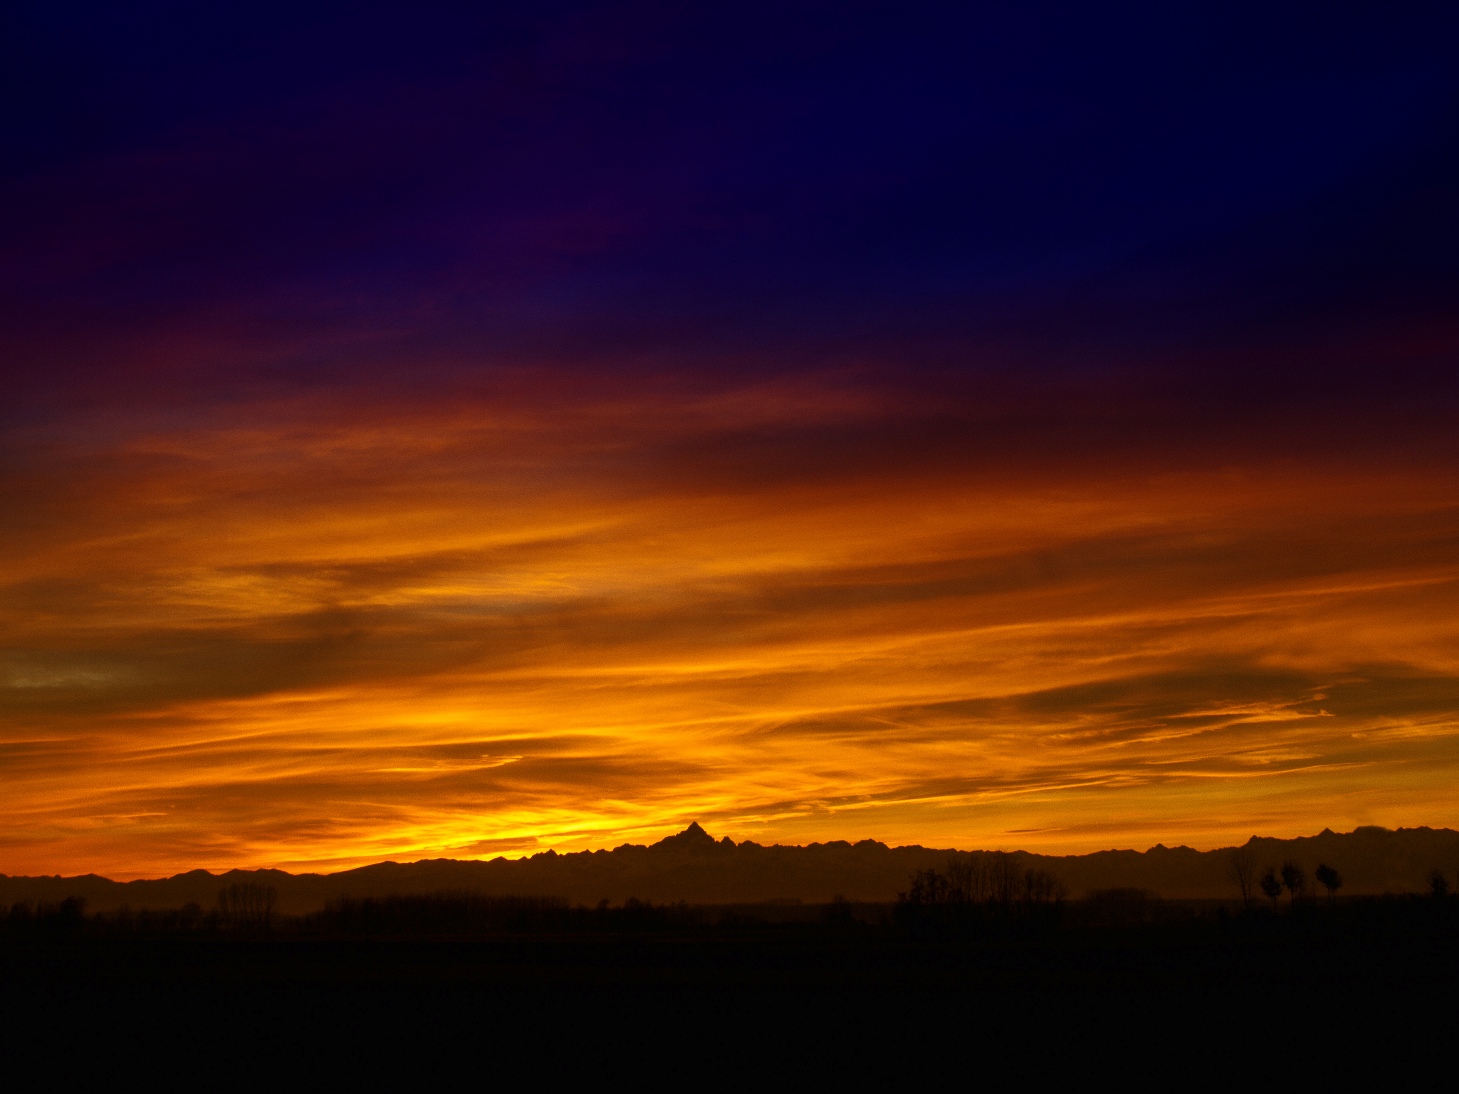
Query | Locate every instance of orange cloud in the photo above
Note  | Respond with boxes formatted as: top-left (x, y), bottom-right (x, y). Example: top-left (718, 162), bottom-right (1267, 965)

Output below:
top-left (4, 375), bottom-right (1458, 877)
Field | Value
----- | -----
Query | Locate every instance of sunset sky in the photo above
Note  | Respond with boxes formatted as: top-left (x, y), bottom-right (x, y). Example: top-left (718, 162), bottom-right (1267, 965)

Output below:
top-left (4, 2), bottom-right (1459, 878)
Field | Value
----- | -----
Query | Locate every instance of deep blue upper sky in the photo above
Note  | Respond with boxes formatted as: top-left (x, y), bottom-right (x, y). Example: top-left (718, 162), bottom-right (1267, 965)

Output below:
top-left (7, 3), bottom-right (1459, 874)
top-left (4, 1), bottom-right (1458, 399)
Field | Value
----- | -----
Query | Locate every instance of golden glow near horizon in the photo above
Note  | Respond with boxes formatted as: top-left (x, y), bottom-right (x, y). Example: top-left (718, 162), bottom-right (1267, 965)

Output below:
top-left (4, 375), bottom-right (1459, 878)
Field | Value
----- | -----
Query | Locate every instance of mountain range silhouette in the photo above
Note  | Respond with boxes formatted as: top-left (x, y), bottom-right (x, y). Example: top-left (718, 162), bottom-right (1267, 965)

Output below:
top-left (5, 823), bottom-right (1456, 914)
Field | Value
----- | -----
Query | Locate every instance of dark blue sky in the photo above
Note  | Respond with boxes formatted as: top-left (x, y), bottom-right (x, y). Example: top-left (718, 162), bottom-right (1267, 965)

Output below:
top-left (7, 2), bottom-right (1459, 873)
top-left (6, 1), bottom-right (1458, 397)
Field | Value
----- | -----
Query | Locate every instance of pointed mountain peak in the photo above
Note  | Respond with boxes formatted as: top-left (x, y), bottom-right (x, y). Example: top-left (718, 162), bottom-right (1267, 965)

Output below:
top-left (651, 821), bottom-right (726, 853)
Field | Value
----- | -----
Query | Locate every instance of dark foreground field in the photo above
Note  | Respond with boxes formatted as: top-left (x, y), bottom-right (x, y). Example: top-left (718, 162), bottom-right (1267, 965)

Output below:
top-left (4, 896), bottom-right (1456, 1079)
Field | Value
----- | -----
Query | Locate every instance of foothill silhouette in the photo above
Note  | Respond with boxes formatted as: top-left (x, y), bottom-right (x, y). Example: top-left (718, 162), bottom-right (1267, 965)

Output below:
top-left (4, 824), bottom-right (1458, 1067)
top-left (5, 823), bottom-right (1456, 947)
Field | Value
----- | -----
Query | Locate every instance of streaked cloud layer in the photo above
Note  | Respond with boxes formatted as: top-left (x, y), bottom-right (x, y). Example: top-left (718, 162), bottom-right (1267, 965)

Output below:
top-left (4, 3), bottom-right (1459, 875)
top-left (5, 372), bottom-right (1457, 876)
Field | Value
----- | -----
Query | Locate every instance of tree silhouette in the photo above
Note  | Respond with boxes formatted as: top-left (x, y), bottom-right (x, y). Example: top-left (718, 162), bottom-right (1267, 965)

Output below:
top-left (1227, 845), bottom-right (1257, 910)
top-left (1280, 861), bottom-right (1305, 907)
top-left (218, 883), bottom-right (276, 930)
top-left (1428, 869), bottom-right (1450, 900)
top-left (902, 868), bottom-right (953, 906)
top-left (944, 854), bottom-right (984, 905)
top-left (898, 853), bottom-right (1062, 927)
top-left (1314, 863), bottom-right (1342, 907)
top-left (1259, 867), bottom-right (1283, 911)
top-left (1018, 868), bottom-right (1066, 911)
top-left (988, 853), bottom-right (1021, 913)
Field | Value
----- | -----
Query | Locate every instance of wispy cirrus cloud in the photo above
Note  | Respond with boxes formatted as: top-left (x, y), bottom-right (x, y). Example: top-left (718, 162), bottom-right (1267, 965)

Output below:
top-left (3, 372), bottom-right (1458, 876)
top-left (5, 4), bottom-right (1459, 879)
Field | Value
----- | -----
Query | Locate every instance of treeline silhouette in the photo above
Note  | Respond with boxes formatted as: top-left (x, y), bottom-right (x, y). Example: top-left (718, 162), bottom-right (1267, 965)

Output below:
top-left (7, 853), bottom-right (1455, 1071)
top-left (1227, 847), bottom-right (1459, 911)
top-left (2, 885), bottom-right (279, 938)
top-left (896, 851), bottom-right (1066, 927)
top-left (3, 895), bottom-right (90, 934)
top-left (5, 859), bottom-right (1459, 941)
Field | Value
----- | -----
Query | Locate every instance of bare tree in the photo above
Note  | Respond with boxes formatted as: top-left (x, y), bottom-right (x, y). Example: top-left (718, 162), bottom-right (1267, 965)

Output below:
top-left (1314, 863), bottom-right (1342, 907)
top-left (901, 852), bottom-right (1063, 926)
top-left (1019, 869), bottom-right (1066, 909)
top-left (1428, 869), bottom-right (1451, 900)
top-left (988, 852), bottom-right (1021, 912)
top-left (901, 868), bottom-right (953, 906)
top-left (1259, 866), bottom-right (1283, 911)
top-left (944, 854), bottom-right (980, 904)
top-left (218, 883), bottom-right (277, 930)
top-left (1227, 845), bottom-right (1257, 910)
top-left (1279, 860), bottom-right (1306, 907)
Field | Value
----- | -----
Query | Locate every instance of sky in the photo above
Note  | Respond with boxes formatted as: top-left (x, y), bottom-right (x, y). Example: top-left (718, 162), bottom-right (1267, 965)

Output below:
top-left (4, 1), bottom-right (1459, 878)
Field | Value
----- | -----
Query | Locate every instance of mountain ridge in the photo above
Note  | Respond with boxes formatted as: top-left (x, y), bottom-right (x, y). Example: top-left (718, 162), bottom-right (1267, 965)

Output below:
top-left (4, 824), bottom-right (1456, 914)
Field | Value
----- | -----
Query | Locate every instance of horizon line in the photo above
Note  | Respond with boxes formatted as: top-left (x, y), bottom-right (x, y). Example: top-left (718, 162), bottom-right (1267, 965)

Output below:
top-left (6, 822), bottom-right (1450, 885)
